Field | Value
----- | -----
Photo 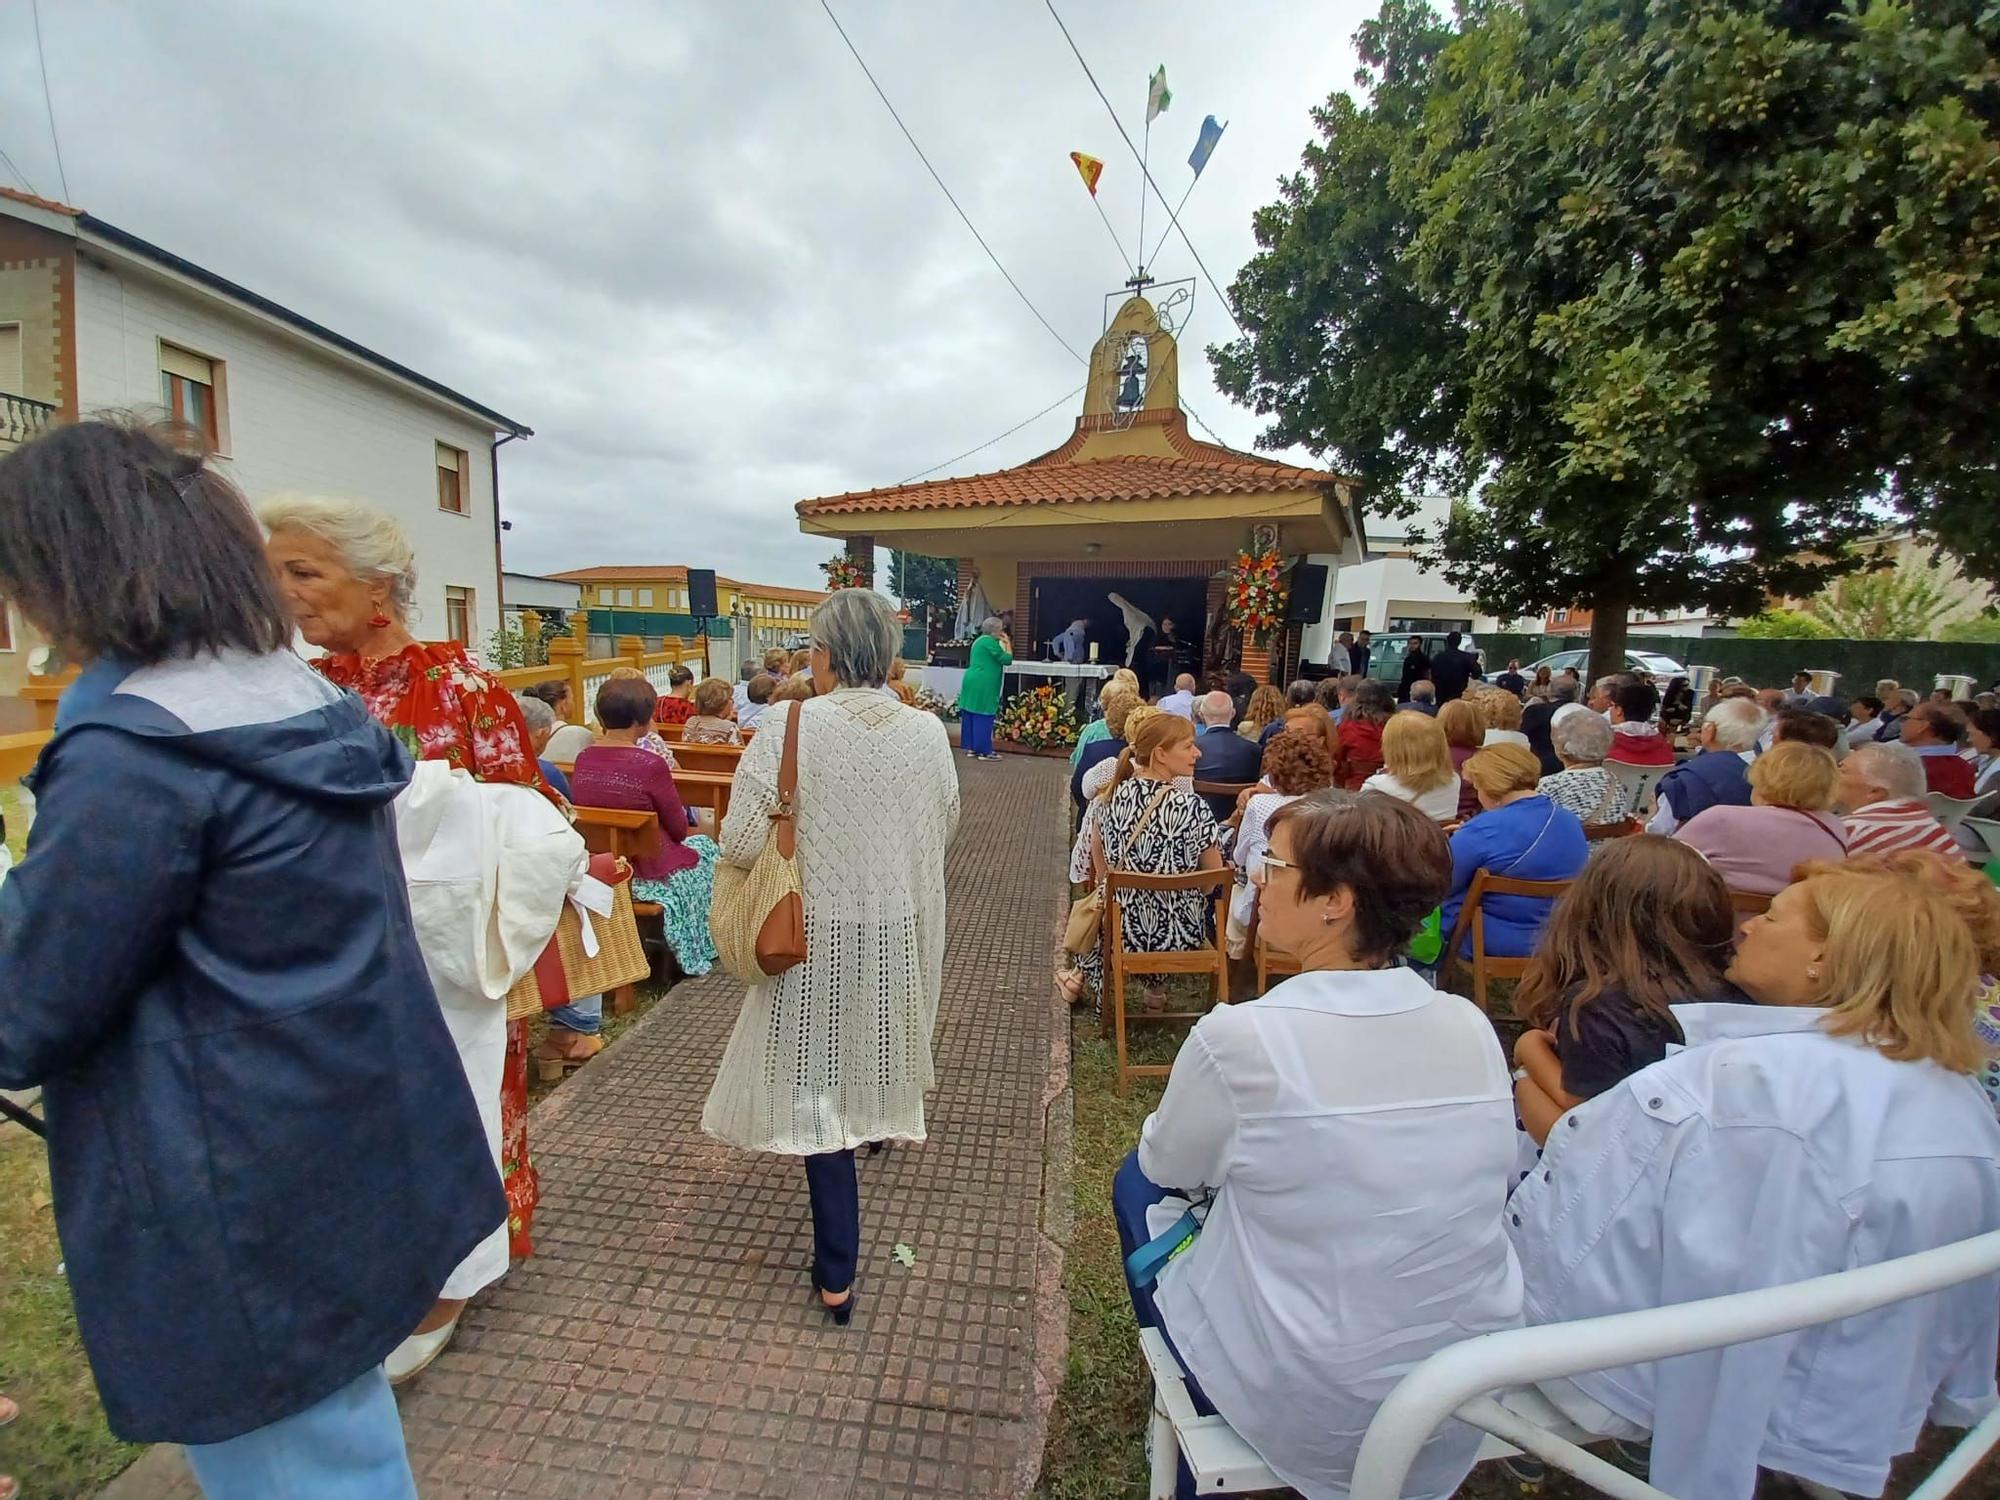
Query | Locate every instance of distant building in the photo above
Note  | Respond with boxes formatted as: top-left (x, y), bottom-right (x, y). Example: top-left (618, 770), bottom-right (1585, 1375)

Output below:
top-left (501, 572), bottom-right (582, 632)
top-left (1544, 604), bottom-right (1728, 638)
top-left (546, 565), bottom-right (828, 671)
top-left (0, 185), bottom-right (530, 690)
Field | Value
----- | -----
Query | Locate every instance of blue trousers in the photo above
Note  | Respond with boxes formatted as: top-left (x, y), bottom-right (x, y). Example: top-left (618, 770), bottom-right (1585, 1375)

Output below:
top-left (547, 992), bottom-right (602, 1035)
top-left (1114, 1150), bottom-right (1214, 1500)
top-left (804, 1148), bottom-right (859, 1293)
top-left (184, 1366), bottom-right (415, 1500)
top-left (961, 711), bottom-right (995, 756)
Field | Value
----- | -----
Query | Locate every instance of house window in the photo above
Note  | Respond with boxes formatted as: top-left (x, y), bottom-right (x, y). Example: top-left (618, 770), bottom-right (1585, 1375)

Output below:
top-left (1553, 609), bottom-right (1570, 624)
top-left (445, 586), bottom-right (474, 647)
top-left (0, 324), bottom-right (21, 396)
top-left (599, 587), bottom-right (614, 605)
top-left (159, 343), bottom-right (221, 446)
top-left (436, 442), bottom-right (467, 514)
top-left (638, 588), bottom-right (653, 607)
top-left (617, 588), bottom-right (633, 606)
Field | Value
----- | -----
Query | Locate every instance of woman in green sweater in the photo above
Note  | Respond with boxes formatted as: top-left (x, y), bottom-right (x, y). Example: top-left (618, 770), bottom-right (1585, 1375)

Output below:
top-left (958, 617), bottom-right (1012, 759)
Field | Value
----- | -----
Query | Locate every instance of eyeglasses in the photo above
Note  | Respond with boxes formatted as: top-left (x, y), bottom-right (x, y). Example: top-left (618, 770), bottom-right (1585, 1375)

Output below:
top-left (1259, 853), bottom-right (1297, 876)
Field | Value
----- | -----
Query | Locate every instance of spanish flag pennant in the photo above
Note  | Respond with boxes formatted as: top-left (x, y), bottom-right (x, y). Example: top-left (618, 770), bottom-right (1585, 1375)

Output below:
top-left (1070, 151), bottom-right (1104, 198)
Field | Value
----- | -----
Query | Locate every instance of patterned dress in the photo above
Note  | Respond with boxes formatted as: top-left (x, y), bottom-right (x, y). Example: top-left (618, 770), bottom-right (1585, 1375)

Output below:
top-left (1078, 777), bottom-right (1222, 986)
top-left (315, 640), bottom-right (556, 1261)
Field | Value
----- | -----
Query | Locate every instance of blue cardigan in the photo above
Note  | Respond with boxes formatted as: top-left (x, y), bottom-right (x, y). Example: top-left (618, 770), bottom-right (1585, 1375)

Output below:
top-left (1441, 795), bottom-right (1589, 958)
top-left (0, 654), bottom-right (503, 1444)
top-left (1655, 749), bottom-right (1753, 826)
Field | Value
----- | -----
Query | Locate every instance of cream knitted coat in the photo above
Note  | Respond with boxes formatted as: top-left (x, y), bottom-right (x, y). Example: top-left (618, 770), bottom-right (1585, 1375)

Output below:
top-left (701, 690), bottom-right (960, 1154)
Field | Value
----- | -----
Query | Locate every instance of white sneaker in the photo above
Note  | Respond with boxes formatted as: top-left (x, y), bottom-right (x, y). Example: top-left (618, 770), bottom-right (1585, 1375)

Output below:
top-left (384, 1316), bottom-right (459, 1386)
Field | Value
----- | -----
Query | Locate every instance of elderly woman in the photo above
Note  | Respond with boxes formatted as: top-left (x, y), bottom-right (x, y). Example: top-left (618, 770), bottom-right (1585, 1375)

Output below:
top-left (683, 676), bottom-right (743, 744)
top-left (702, 590), bottom-right (959, 1324)
top-left (1332, 680), bottom-right (1393, 789)
top-left (1235, 684), bottom-right (1287, 743)
top-left (1362, 710), bottom-right (1461, 822)
top-left (262, 494), bottom-right (559, 1377)
top-left (1063, 714), bottom-right (1224, 1008)
top-left (1536, 709), bottom-right (1633, 826)
top-left (1476, 686), bottom-right (1532, 749)
top-left (958, 616), bottom-right (1013, 761)
top-left (1674, 740), bottom-right (1847, 895)
top-left (1227, 728), bottom-right (1334, 957)
top-left (1071, 668), bottom-right (1142, 768)
top-left (1438, 696), bottom-right (1485, 820)
top-left (516, 691), bottom-right (573, 799)
top-left (1442, 744), bottom-right (1589, 958)
top-left (0, 421), bottom-right (500, 1494)
top-left (1069, 704), bottom-right (1175, 889)
top-left (571, 676), bottom-right (719, 989)
top-left (1117, 794), bottom-right (1520, 1498)
top-left (523, 677), bottom-right (596, 763)
top-left (1510, 857), bottom-right (2000, 1498)
top-left (1071, 681), bottom-right (1142, 811)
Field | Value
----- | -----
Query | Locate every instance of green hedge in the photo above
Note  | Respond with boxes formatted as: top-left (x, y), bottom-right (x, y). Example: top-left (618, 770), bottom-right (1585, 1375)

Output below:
top-left (1475, 634), bottom-right (2000, 691)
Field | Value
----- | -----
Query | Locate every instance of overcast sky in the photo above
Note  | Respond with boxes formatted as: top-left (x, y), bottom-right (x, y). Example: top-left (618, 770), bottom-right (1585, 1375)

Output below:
top-left (1, 1), bottom-right (1369, 589)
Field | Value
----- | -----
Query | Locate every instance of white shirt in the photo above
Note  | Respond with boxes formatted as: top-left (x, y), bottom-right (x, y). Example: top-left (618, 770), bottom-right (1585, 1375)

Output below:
top-left (1481, 728), bottom-right (1531, 750)
top-left (731, 680), bottom-right (754, 717)
top-left (1361, 769), bottom-right (1461, 823)
top-left (1227, 791), bottom-right (1298, 937)
top-left (1157, 690), bottom-right (1196, 721)
top-left (1846, 717), bottom-right (1887, 748)
top-left (1510, 1003), bottom-right (2000, 1500)
top-left (1141, 969), bottom-right (1522, 1499)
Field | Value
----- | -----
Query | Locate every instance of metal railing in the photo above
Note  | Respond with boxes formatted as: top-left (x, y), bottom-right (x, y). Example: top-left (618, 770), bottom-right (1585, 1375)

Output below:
top-left (0, 392), bottom-right (56, 449)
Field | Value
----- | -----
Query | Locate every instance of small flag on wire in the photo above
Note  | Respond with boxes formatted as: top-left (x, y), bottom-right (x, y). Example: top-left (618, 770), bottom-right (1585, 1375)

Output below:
top-left (1188, 115), bottom-right (1225, 177)
top-left (1147, 65), bottom-right (1172, 122)
top-left (1070, 151), bottom-right (1105, 197)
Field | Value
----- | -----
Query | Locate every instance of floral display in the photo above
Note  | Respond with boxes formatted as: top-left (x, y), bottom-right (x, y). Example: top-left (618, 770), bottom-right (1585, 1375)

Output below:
top-left (915, 686), bottom-right (961, 722)
top-left (821, 554), bottom-right (871, 591)
top-left (1225, 546), bottom-right (1288, 644)
top-left (994, 682), bottom-right (1080, 750)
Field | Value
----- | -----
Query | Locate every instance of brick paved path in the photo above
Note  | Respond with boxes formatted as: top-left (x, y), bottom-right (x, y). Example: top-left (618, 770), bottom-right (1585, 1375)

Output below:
top-left (104, 754), bottom-right (1072, 1500)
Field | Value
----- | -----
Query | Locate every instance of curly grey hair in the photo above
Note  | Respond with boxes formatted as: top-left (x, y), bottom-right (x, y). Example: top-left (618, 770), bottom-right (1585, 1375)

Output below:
top-left (1551, 708), bottom-right (1613, 764)
top-left (813, 589), bottom-right (900, 688)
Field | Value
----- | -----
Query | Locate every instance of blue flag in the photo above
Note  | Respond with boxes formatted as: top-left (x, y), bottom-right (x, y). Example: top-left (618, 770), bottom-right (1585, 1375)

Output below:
top-left (1188, 115), bottom-right (1226, 177)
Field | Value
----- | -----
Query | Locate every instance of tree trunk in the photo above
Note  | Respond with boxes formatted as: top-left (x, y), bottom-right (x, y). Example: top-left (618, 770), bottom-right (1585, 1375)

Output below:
top-left (1587, 595), bottom-right (1629, 683)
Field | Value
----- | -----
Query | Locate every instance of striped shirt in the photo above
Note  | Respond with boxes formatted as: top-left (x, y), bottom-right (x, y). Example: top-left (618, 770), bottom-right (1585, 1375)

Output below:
top-left (1842, 799), bottom-right (1963, 859)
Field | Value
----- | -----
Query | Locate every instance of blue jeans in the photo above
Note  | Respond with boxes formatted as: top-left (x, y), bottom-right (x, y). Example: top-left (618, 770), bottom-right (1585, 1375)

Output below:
top-left (184, 1366), bottom-right (415, 1499)
top-left (804, 1149), bottom-right (859, 1293)
top-left (961, 711), bottom-right (994, 756)
top-left (547, 992), bottom-right (602, 1036)
top-left (1114, 1150), bottom-right (1213, 1500)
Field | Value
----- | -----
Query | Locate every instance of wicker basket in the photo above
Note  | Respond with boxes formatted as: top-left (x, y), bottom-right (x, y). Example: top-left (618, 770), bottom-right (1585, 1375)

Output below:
top-left (505, 856), bottom-right (653, 1021)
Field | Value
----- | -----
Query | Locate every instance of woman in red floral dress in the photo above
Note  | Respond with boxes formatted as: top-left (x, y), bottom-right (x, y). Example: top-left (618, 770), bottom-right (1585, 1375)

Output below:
top-left (263, 497), bottom-right (558, 1380)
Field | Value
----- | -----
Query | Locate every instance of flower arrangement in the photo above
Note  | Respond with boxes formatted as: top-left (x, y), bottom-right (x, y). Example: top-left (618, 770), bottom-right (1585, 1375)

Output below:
top-left (995, 683), bottom-right (1080, 750)
top-left (821, 554), bottom-right (871, 591)
top-left (915, 686), bottom-right (961, 722)
top-left (1226, 547), bottom-right (1288, 644)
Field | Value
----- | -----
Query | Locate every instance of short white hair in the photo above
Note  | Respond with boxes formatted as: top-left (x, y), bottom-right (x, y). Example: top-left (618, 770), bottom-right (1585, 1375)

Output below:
top-left (815, 589), bottom-right (900, 688)
top-left (1411, 680), bottom-right (1436, 702)
top-left (1552, 708), bottom-right (1613, 763)
top-left (515, 692), bottom-right (555, 735)
top-left (1848, 741), bottom-right (1927, 801)
top-left (258, 494), bottom-right (417, 612)
top-left (1703, 696), bottom-right (1766, 751)
top-left (1196, 690), bottom-right (1233, 726)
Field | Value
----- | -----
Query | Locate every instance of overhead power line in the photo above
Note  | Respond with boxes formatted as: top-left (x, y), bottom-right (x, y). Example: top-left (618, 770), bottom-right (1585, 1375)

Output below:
top-left (897, 384), bottom-right (1086, 485)
top-left (1041, 0), bottom-right (1247, 340)
top-left (0, 146), bottom-right (38, 198)
top-left (819, 0), bottom-right (1085, 366)
top-left (31, 0), bottom-right (69, 203)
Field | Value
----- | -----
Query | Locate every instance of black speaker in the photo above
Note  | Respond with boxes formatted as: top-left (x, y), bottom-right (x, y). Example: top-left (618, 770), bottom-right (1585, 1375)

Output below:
top-left (686, 568), bottom-right (719, 618)
top-left (1285, 563), bottom-right (1328, 624)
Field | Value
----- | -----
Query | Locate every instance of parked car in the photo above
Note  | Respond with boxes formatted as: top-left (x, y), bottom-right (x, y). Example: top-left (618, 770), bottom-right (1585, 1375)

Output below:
top-left (1528, 646), bottom-right (1687, 681)
top-left (1363, 633), bottom-right (1482, 683)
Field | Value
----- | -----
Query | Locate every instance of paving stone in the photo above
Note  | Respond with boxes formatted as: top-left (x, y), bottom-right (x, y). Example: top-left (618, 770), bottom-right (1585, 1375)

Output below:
top-left (99, 753), bottom-right (1068, 1499)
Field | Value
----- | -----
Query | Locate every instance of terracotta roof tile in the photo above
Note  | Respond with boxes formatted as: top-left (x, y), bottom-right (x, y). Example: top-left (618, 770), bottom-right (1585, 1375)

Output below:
top-left (0, 185), bottom-right (82, 218)
top-left (796, 413), bottom-right (1342, 518)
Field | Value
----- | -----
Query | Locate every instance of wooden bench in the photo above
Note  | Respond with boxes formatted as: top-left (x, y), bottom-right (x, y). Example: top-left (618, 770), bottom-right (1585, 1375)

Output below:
top-left (671, 768), bottom-right (734, 829)
top-left (670, 741), bottom-right (745, 776)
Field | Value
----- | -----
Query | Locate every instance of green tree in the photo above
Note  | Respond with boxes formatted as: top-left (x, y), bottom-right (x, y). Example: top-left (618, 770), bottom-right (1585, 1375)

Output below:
top-left (888, 551), bottom-right (959, 636)
top-left (1941, 614), bottom-right (2000, 643)
top-left (1803, 561), bottom-right (1952, 638)
top-left (1736, 610), bottom-right (1835, 640)
top-left (1216, 0), bottom-right (2000, 680)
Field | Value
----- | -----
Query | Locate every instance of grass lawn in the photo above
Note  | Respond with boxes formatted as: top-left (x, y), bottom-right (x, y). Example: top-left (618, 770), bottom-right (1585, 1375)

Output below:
top-left (1034, 981), bottom-right (2000, 1500)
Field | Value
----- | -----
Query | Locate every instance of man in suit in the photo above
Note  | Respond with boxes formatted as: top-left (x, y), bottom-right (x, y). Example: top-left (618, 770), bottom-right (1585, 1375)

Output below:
top-left (1429, 630), bottom-right (1482, 703)
top-left (1192, 691), bottom-right (1262, 817)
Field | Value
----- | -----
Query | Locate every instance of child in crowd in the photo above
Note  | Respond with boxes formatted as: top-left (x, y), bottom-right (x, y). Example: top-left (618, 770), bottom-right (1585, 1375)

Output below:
top-left (683, 677), bottom-right (743, 745)
top-left (1511, 836), bottom-right (1740, 1142)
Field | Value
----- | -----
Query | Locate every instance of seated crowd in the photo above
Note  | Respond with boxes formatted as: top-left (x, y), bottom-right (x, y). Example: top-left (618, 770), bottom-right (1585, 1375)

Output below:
top-left (1058, 657), bottom-right (2000, 1500)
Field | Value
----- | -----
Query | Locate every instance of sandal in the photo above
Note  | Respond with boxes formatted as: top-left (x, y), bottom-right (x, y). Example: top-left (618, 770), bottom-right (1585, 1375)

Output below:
top-left (1055, 969), bottom-right (1085, 1005)
top-left (533, 1030), bottom-right (605, 1082)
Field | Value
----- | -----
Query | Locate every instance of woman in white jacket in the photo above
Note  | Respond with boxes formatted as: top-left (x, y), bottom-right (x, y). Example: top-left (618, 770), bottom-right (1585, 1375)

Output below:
top-left (702, 589), bottom-right (960, 1325)
top-left (1116, 792), bottom-right (1521, 1499)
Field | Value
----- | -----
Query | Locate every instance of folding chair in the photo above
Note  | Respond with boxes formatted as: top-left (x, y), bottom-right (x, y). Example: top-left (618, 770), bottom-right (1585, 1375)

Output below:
top-left (1101, 867), bottom-right (1232, 1094)
top-left (1442, 870), bottom-right (1572, 1014)
top-left (1926, 791), bottom-right (1986, 839)
top-left (1606, 761), bottom-right (1669, 817)
top-left (1583, 818), bottom-right (1640, 842)
top-left (570, 805), bottom-right (664, 1014)
top-left (1255, 935), bottom-right (1301, 994)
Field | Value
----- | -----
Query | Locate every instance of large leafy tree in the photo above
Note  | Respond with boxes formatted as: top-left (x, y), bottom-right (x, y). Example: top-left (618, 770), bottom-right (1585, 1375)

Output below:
top-left (1216, 0), bottom-right (2000, 677)
top-left (888, 551), bottom-right (959, 637)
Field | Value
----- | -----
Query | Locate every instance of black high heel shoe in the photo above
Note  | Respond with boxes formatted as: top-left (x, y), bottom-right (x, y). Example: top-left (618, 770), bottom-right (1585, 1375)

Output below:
top-left (811, 1273), bottom-right (857, 1326)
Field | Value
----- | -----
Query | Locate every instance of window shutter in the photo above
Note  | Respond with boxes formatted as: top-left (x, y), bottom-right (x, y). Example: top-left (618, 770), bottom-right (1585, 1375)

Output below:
top-left (159, 344), bottom-right (213, 384)
top-left (435, 442), bottom-right (461, 472)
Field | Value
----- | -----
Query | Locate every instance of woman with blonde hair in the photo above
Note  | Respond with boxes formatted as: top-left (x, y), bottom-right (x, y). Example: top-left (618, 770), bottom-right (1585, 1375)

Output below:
top-left (1438, 696), bottom-right (1485, 820)
top-left (1476, 686), bottom-right (1530, 749)
top-left (1363, 710), bottom-right (1461, 822)
top-left (1673, 740), bottom-right (1846, 895)
top-left (1441, 745), bottom-right (1588, 959)
top-left (1072, 681), bottom-right (1144, 810)
top-left (1060, 713), bottom-right (1222, 1004)
top-left (1068, 704), bottom-right (1178, 884)
top-left (1071, 677), bottom-right (1140, 773)
top-left (1509, 857), bottom-right (2000, 1498)
top-left (1235, 683), bottom-right (1287, 743)
top-left (683, 676), bottom-right (743, 744)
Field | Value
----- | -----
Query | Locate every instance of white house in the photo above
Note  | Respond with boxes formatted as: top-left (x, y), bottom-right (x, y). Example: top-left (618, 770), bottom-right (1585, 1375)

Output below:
top-left (502, 572), bottom-right (582, 632)
top-left (0, 185), bottom-right (529, 684)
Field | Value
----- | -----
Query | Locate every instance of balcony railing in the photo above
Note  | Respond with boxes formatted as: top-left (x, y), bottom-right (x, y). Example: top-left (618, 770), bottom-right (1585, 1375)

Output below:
top-left (0, 392), bottom-right (56, 450)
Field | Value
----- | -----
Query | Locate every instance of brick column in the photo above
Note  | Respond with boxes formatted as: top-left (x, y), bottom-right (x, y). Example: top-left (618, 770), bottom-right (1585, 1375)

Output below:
top-left (1238, 638), bottom-right (1274, 685)
top-left (846, 536), bottom-right (875, 582)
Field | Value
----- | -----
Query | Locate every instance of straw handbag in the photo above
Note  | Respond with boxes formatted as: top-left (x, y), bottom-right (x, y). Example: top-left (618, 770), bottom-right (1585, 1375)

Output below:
top-left (709, 697), bottom-right (806, 982)
top-left (505, 852), bottom-right (653, 1021)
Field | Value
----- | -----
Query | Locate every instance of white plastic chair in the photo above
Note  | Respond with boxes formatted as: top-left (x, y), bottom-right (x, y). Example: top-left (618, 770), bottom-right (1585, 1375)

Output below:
top-left (1961, 816), bottom-right (2000, 866)
top-left (1137, 1230), bottom-right (2000, 1500)
top-left (1606, 761), bottom-right (1669, 818)
top-left (1926, 791), bottom-right (1986, 838)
